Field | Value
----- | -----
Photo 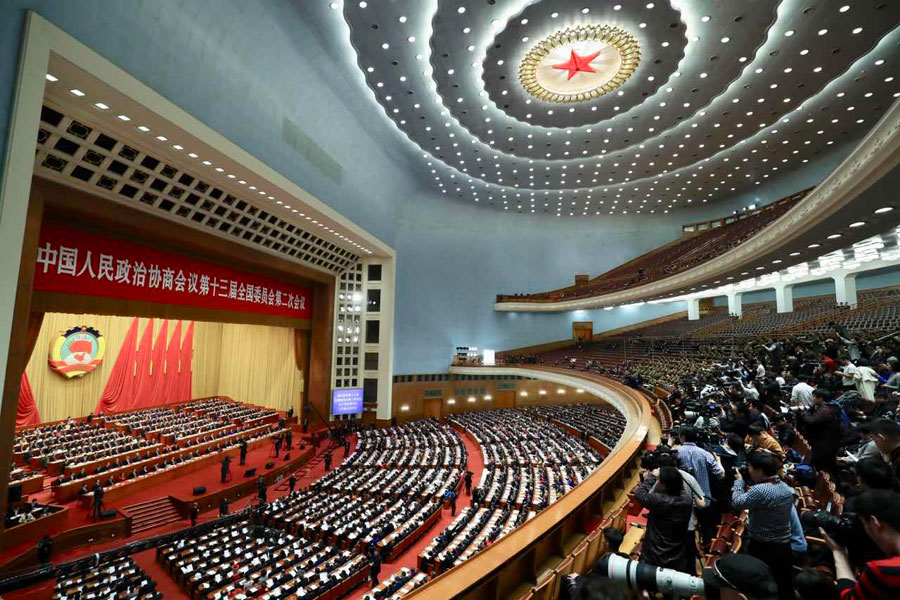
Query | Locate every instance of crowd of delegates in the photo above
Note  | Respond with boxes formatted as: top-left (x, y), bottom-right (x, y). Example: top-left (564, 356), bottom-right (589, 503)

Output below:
top-left (158, 518), bottom-right (368, 599)
top-left (420, 409), bottom-right (607, 575)
top-left (522, 403), bottom-right (627, 449)
top-left (4, 499), bottom-right (62, 528)
top-left (263, 419), bottom-right (464, 564)
top-left (360, 567), bottom-right (427, 599)
top-left (592, 325), bottom-right (900, 600)
top-left (14, 418), bottom-right (156, 470)
top-left (52, 555), bottom-right (161, 600)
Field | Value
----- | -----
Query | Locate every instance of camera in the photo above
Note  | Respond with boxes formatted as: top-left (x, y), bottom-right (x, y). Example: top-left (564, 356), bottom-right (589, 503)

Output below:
top-left (595, 553), bottom-right (706, 597)
top-left (800, 510), bottom-right (859, 541)
top-left (640, 447), bottom-right (678, 471)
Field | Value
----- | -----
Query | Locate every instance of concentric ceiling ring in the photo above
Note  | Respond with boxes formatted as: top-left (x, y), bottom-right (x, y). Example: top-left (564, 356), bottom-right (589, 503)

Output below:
top-left (518, 25), bottom-right (641, 104)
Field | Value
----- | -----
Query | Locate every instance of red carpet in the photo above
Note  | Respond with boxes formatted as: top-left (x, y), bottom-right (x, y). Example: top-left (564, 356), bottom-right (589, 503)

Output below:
top-left (2, 429), bottom-right (478, 600)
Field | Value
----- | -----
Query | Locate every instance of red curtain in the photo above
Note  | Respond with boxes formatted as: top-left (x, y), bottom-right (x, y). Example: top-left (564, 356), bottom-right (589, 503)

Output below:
top-left (162, 321), bottom-right (182, 403)
top-left (95, 317), bottom-right (139, 414)
top-left (177, 322), bottom-right (195, 403)
top-left (146, 320), bottom-right (168, 406)
top-left (130, 319), bottom-right (155, 410)
top-left (17, 373), bottom-right (41, 427)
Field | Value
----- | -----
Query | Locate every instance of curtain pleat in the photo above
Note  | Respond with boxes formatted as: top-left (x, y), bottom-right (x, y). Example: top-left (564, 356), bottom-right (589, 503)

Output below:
top-left (94, 317), bottom-right (139, 414)
top-left (17, 373), bottom-right (42, 427)
top-left (145, 320), bottom-right (168, 407)
top-left (130, 319), bottom-right (155, 410)
top-left (162, 321), bottom-right (182, 403)
top-left (178, 322), bottom-right (195, 403)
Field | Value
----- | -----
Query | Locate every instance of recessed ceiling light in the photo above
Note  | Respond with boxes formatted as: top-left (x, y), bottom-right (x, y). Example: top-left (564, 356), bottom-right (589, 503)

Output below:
top-left (155, 135), bottom-right (167, 141)
top-left (329, 2), bottom-right (338, 8)
top-left (407, 36), bottom-right (415, 42)
top-left (700, 15), bottom-right (710, 22)
top-left (358, 1), bottom-right (366, 7)
top-left (188, 152), bottom-right (198, 158)
top-left (69, 89), bottom-right (85, 96)
top-left (839, 5), bottom-right (849, 11)
top-left (116, 114), bottom-right (131, 121)
top-left (849, 221), bottom-right (865, 228)
top-left (808, 244), bottom-right (820, 249)
top-left (457, 6), bottom-right (465, 13)
top-left (551, 12), bottom-right (559, 18)
top-left (818, 29), bottom-right (828, 35)
top-left (784, 30), bottom-right (794, 37)
top-left (790, 252), bottom-right (801, 256)
top-left (874, 207), bottom-right (893, 214)
top-left (398, 15), bottom-right (406, 23)
top-left (172, 144), bottom-right (183, 150)
top-left (137, 125), bottom-right (150, 132)
top-left (45, 73), bottom-right (58, 82)
top-left (852, 27), bottom-right (863, 34)
top-left (721, 36), bottom-right (730, 43)
top-left (827, 234), bottom-right (841, 239)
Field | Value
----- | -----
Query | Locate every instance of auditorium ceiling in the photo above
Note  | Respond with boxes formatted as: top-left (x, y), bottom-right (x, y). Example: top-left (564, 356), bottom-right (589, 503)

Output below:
top-left (325, 0), bottom-right (900, 216)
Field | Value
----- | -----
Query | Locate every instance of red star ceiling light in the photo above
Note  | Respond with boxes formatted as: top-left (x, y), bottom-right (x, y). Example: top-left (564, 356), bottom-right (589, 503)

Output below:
top-left (519, 25), bottom-right (641, 103)
top-left (553, 49), bottom-right (603, 80)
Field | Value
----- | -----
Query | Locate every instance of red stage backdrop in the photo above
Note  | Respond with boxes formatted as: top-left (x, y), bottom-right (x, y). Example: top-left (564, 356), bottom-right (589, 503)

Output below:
top-left (33, 224), bottom-right (312, 320)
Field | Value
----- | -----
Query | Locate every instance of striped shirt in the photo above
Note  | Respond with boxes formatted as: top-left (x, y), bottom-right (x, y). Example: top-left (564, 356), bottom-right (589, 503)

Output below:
top-left (838, 556), bottom-right (900, 600)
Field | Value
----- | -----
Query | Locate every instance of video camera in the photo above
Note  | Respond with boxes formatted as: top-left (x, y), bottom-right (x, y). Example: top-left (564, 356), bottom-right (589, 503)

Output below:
top-left (640, 447), bottom-right (679, 471)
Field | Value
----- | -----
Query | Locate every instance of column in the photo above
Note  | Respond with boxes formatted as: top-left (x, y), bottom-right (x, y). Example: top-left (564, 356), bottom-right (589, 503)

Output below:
top-left (687, 298), bottom-right (700, 321)
top-left (833, 272), bottom-right (858, 307)
top-left (726, 291), bottom-right (743, 318)
top-left (775, 283), bottom-right (794, 314)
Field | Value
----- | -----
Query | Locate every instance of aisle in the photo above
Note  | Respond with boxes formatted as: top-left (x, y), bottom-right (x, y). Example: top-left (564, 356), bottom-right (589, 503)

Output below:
top-left (347, 429), bottom-right (485, 598)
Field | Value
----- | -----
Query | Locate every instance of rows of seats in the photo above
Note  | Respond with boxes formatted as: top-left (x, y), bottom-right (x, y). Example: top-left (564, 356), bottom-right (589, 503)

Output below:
top-left (157, 519), bottom-right (366, 600)
top-left (497, 191), bottom-right (805, 303)
top-left (53, 555), bottom-right (161, 600)
top-left (262, 419), bottom-right (461, 561)
top-left (14, 419), bottom-right (155, 471)
top-left (361, 567), bottom-right (427, 600)
top-left (522, 404), bottom-right (626, 449)
top-left (419, 409), bottom-right (609, 576)
top-left (181, 397), bottom-right (278, 425)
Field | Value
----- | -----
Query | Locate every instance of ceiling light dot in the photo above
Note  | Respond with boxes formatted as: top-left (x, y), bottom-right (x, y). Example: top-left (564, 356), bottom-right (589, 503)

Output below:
top-left (45, 73), bottom-right (58, 82)
top-left (700, 15), bottom-right (710, 22)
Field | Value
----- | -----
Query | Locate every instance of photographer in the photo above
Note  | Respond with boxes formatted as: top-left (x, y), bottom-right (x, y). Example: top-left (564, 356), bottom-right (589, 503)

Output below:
top-left (676, 426), bottom-right (724, 541)
top-left (864, 418), bottom-right (900, 483)
top-left (747, 424), bottom-right (786, 465)
top-left (732, 452), bottom-right (796, 600)
top-left (823, 489), bottom-right (900, 599)
top-left (634, 467), bottom-right (695, 574)
top-left (798, 388), bottom-right (845, 475)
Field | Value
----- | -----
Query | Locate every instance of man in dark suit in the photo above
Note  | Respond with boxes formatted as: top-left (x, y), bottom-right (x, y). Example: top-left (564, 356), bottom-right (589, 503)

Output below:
top-left (464, 470), bottom-right (474, 496)
top-left (273, 434), bottom-right (283, 458)
top-left (369, 552), bottom-right (382, 587)
top-left (190, 502), bottom-right (199, 527)
top-left (288, 473), bottom-right (297, 494)
top-left (220, 455), bottom-right (231, 484)
top-left (239, 439), bottom-right (248, 466)
top-left (285, 429), bottom-right (293, 451)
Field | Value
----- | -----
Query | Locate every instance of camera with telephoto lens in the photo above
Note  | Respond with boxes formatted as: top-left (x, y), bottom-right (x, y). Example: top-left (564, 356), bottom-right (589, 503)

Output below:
top-left (800, 510), bottom-right (859, 542)
top-left (595, 553), bottom-right (706, 598)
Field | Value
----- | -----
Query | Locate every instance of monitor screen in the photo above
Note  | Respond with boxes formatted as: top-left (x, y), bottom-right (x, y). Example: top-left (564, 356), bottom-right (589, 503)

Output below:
top-left (332, 388), bottom-right (363, 416)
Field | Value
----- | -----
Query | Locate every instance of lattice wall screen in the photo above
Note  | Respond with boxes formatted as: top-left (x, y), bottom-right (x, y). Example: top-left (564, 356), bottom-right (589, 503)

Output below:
top-left (34, 103), bottom-right (359, 274)
top-left (333, 263), bottom-right (364, 392)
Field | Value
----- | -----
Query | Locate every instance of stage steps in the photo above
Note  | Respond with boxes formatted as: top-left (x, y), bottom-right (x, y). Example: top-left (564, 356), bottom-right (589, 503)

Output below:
top-left (123, 497), bottom-right (182, 534)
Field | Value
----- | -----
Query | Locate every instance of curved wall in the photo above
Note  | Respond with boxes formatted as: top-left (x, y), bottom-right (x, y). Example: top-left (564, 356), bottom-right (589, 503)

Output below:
top-left (0, 2), bottom-right (865, 374)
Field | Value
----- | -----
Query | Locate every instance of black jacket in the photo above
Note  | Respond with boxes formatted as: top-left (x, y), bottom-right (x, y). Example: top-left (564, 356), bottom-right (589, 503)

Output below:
top-left (634, 473), bottom-right (694, 573)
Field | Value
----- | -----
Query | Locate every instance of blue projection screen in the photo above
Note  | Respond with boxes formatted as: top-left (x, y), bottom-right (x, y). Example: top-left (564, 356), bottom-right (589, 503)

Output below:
top-left (332, 388), bottom-right (363, 415)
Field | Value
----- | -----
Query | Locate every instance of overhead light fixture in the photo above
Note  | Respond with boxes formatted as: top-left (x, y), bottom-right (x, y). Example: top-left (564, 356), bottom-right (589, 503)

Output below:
top-left (827, 234), bottom-right (842, 239)
top-left (93, 102), bottom-right (109, 110)
top-left (69, 89), bottom-right (85, 96)
top-left (849, 222), bottom-right (865, 228)
top-left (45, 73), bottom-right (58, 82)
top-left (137, 125), bottom-right (150, 132)
top-left (116, 114), bottom-right (131, 121)
top-left (874, 207), bottom-right (893, 214)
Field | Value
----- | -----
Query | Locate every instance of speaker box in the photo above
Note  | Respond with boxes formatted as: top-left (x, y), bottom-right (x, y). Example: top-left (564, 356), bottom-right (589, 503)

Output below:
top-left (244, 468), bottom-right (257, 478)
top-left (264, 461), bottom-right (275, 469)
top-left (192, 485), bottom-right (207, 496)
top-left (100, 509), bottom-right (118, 519)
top-left (283, 453), bottom-right (291, 461)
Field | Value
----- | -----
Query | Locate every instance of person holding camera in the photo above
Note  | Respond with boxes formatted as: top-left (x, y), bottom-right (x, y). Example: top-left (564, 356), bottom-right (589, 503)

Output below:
top-left (676, 426), bottom-right (724, 541)
top-left (634, 466), bottom-right (695, 575)
top-left (732, 452), bottom-right (796, 600)
top-left (798, 388), bottom-right (845, 475)
top-left (823, 489), bottom-right (900, 599)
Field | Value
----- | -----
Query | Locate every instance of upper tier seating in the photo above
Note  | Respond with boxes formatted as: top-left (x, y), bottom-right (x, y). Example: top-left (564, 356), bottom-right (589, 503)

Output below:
top-left (496, 190), bottom-right (807, 303)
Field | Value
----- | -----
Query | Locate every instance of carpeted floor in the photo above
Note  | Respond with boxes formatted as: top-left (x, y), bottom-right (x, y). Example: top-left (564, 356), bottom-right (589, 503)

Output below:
top-left (0, 436), bottom-right (310, 567)
top-left (2, 428), bottom-right (484, 600)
